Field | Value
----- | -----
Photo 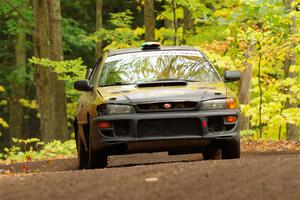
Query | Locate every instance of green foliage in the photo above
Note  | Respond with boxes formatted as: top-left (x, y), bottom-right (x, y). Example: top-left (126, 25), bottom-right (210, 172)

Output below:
top-left (185, 0), bottom-right (300, 140)
top-left (0, 0), bottom-right (33, 36)
top-left (0, 138), bottom-right (76, 162)
top-left (18, 99), bottom-right (37, 110)
top-left (62, 18), bottom-right (93, 53)
top-left (29, 57), bottom-right (87, 123)
top-left (223, 1), bottom-right (300, 140)
top-left (29, 57), bottom-right (86, 82)
top-left (1, 0), bottom-right (299, 146)
top-left (241, 129), bottom-right (258, 140)
top-left (0, 85), bottom-right (5, 93)
top-left (0, 85), bottom-right (8, 129)
top-left (0, 118), bottom-right (9, 129)
top-left (84, 10), bottom-right (143, 50)
top-left (109, 10), bottom-right (134, 28)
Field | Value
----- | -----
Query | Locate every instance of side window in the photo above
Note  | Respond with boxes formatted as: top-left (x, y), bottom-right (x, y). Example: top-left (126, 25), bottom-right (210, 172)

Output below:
top-left (88, 56), bottom-right (102, 83)
top-left (90, 56), bottom-right (104, 86)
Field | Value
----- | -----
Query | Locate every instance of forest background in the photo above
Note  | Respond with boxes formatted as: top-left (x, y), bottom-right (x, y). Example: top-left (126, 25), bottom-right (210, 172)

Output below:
top-left (0, 0), bottom-right (299, 161)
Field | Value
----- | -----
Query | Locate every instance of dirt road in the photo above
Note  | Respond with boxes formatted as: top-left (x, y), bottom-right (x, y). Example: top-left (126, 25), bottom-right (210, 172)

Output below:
top-left (1, 152), bottom-right (300, 200)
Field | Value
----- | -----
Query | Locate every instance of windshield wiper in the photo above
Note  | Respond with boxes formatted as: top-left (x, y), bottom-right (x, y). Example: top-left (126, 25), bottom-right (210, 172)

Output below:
top-left (155, 78), bottom-right (198, 82)
top-left (101, 82), bottom-right (133, 87)
top-left (137, 79), bottom-right (188, 87)
top-left (102, 79), bottom-right (199, 87)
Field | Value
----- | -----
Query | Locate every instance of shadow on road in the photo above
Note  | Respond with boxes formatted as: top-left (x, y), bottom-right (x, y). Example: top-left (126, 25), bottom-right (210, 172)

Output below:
top-left (1, 152), bottom-right (297, 175)
top-left (0, 152), bottom-right (202, 174)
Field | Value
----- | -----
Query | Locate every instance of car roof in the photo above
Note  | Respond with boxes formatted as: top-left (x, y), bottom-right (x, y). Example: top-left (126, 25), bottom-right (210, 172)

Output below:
top-left (107, 46), bottom-right (200, 57)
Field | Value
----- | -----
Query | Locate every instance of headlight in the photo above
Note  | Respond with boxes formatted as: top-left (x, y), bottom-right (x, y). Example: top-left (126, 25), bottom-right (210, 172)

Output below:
top-left (106, 104), bottom-right (134, 115)
top-left (200, 99), bottom-right (226, 110)
top-left (200, 98), bottom-right (238, 110)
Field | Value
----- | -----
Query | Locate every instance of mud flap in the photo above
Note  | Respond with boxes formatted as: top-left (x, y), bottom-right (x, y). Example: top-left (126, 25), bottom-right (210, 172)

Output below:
top-left (78, 125), bottom-right (88, 152)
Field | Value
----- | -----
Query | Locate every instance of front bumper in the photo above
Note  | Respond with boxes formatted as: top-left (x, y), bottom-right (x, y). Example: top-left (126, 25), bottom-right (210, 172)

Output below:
top-left (90, 109), bottom-right (240, 153)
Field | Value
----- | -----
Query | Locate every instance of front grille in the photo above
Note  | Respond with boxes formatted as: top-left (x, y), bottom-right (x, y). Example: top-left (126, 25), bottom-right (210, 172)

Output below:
top-left (207, 116), bottom-right (224, 132)
top-left (137, 118), bottom-right (202, 138)
top-left (113, 120), bottom-right (131, 137)
top-left (206, 116), bottom-right (237, 133)
top-left (136, 101), bottom-right (198, 112)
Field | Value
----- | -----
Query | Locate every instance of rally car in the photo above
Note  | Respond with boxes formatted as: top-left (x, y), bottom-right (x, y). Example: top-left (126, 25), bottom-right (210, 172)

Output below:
top-left (74, 42), bottom-right (241, 169)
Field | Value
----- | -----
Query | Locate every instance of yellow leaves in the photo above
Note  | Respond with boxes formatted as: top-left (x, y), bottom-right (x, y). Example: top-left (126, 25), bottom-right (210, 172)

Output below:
top-left (0, 118), bottom-right (9, 128)
top-left (200, 41), bottom-right (230, 54)
top-left (282, 108), bottom-right (300, 125)
top-left (213, 8), bottom-right (231, 18)
top-left (0, 85), bottom-right (8, 129)
top-left (201, 50), bottom-right (235, 70)
top-left (19, 99), bottom-right (37, 110)
top-left (0, 100), bottom-right (8, 106)
top-left (29, 57), bottom-right (87, 81)
top-left (12, 137), bottom-right (41, 144)
top-left (0, 85), bottom-right (5, 93)
top-left (289, 65), bottom-right (300, 73)
top-left (134, 27), bottom-right (144, 37)
top-left (268, 114), bottom-right (285, 127)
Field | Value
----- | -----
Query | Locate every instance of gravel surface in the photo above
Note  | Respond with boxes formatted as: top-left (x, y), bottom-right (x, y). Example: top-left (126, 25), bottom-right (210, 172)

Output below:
top-left (1, 152), bottom-right (300, 200)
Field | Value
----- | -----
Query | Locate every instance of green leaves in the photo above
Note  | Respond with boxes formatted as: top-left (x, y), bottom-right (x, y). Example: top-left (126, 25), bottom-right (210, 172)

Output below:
top-left (0, 118), bottom-right (9, 129)
top-left (29, 57), bottom-right (86, 82)
top-left (0, 85), bottom-right (8, 129)
top-left (109, 10), bottom-right (133, 28)
top-left (29, 57), bottom-right (87, 123)
top-left (62, 18), bottom-right (92, 52)
top-left (0, 85), bottom-right (5, 93)
top-left (1, 138), bottom-right (76, 162)
top-left (0, 0), bottom-right (298, 142)
top-left (84, 10), bottom-right (143, 50)
top-left (189, 0), bottom-right (300, 140)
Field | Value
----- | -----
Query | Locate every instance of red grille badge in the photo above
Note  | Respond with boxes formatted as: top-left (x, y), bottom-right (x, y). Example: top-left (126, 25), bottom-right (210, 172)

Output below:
top-left (163, 103), bottom-right (172, 109)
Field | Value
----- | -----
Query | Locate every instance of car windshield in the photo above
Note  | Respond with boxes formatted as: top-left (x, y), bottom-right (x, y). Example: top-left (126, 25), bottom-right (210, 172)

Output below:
top-left (99, 51), bottom-right (221, 86)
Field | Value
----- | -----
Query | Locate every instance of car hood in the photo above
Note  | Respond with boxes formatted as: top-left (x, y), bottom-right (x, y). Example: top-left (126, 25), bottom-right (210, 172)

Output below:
top-left (97, 82), bottom-right (227, 105)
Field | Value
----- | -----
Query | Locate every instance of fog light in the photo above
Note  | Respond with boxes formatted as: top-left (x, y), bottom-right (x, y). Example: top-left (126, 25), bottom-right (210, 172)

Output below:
top-left (98, 121), bottom-right (112, 129)
top-left (225, 116), bottom-right (237, 123)
top-left (202, 120), bottom-right (207, 127)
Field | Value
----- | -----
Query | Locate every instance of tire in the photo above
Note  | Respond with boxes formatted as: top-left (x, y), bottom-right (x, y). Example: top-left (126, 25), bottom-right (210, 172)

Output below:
top-left (77, 132), bottom-right (89, 169)
top-left (89, 150), bottom-right (108, 169)
top-left (221, 139), bottom-right (240, 159)
top-left (202, 147), bottom-right (221, 160)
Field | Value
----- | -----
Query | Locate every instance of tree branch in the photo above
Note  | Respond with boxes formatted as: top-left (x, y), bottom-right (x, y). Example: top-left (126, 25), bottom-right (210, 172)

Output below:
top-left (257, 40), bottom-right (263, 138)
top-left (1, 0), bottom-right (33, 29)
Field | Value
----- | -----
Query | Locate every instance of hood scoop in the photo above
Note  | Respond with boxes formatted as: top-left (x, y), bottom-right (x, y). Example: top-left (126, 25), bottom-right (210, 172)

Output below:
top-left (137, 80), bottom-right (187, 88)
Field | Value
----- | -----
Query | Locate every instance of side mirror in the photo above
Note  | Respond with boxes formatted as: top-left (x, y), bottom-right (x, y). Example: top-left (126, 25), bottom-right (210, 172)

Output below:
top-left (224, 71), bottom-right (241, 83)
top-left (85, 68), bottom-right (93, 79)
top-left (74, 80), bottom-right (93, 91)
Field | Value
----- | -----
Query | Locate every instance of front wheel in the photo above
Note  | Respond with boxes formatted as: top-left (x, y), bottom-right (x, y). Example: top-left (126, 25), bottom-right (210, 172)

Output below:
top-left (202, 147), bottom-right (221, 160)
top-left (221, 139), bottom-right (240, 159)
top-left (77, 133), bottom-right (89, 169)
top-left (89, 150), bottom-right (108, 169)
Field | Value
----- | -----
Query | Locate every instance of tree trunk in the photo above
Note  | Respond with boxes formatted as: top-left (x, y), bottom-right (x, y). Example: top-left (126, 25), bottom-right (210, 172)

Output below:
top-left (95, 0), bottom-right (103, 58)
top-left (171, 0), bottom-right (177, 45)
top-left (238, 42), bottom-right (254, 130)
top-left (144, 0), bottom-right (155, 41)
top-left (164, 18), bottom-right (174, 43)
top-left (284, 57), bottom-right (299, 140)
top-left (284, 52), bottom-right (299, 140)
top-left (9, 0), bottom-right (29, 142)
top-left (284, 0), bottom-right (299, 140)
top-left (182, 6), bottom-right (192, 44)
top-left (33, 0), bottom-right (68, 142)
